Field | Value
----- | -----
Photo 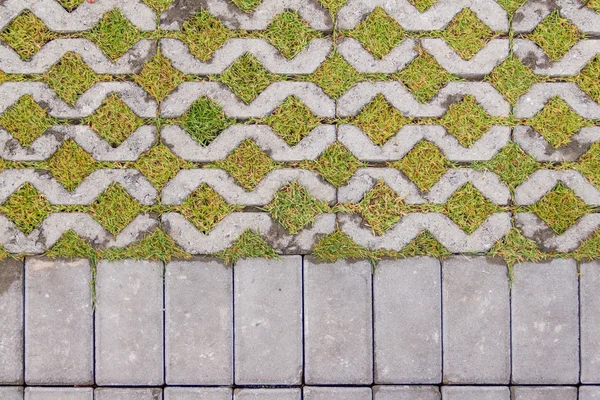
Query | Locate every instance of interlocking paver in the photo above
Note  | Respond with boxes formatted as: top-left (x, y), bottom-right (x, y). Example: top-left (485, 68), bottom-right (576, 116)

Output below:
top-left (441, 386), bottom-right (509, 400)
top-left (373, 257), bottom-right (441, 384)
top-left (95, 260), bottom-right (164, 386)
top-left (511, 259), bottom-right (579, 384)
top-left (0, 387), bottom-right (23, 400)
top-left (303, 387), bottom-right (372, 400)
top-left (580, 386), bottom-right (600, 400)
top-left (304, 257), bottom-right (373, 385)
top-left (582, 260), bottom-right (600, 383)
top-left (374, 386), bottom-right (441, 400)
top-left (24, 258), bottom-right (93, 385)
top-left (234, 256), bottom-right (302, 385)
top-left (24, 388), bottom-right (93, 400)
top-left (165, 258), bottom-right (232, 385)
top-left (510, 386), bottom-right (578, 400)
top-left (164, 387), bottom-right (232, 400)
top-left (442, 256), bottom-right (510, 384)
top-left (0, 260), bottom-right (23, 384)
top-left (95, 388), bottom-right (163, 400)
top-left (234, 388), bottom-right (301, 400)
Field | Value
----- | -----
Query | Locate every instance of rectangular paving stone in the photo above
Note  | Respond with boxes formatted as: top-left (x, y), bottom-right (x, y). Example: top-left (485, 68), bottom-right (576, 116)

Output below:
top-left (580, 387), bottom-right (600, 400)
top-left (95, 260), bottom-right (164, 386)
top-left (25, 258), bottom-right (93, 385)
top-left (234, 389), bottom-right (301, 400)
top-left (0, 259), bottom-right (23, 384)
top-left (165, 258), bottom-right (232, 385)
top-left (441, 386), bottom-right (509, 400)
top-left (442, 256), bottom-right (510, 384)
top-left (510, 387), bottom-right (577, 400)
top-left (0, 387), bottom-right (23, 400)
top-left (373, 257), bottom-right (441, 384)
top-left (581, 260), bottom-right (600, 383)
top-left (511, 259), bottom-right (579, 384)
top-left (24, 388), bottom-right (93, 400)
top-left (304, 257), bottom-right (373, 385)
top-left (164, 387), bottom-right (232, 400)
top-left (304, 387), bottom-right (372, 400)
top-left (234, 256), bottom-right (302, 385)
top-left (374, 386), bottom-right (441, 400)
top-left (95, 388), bottom-right (163, 400)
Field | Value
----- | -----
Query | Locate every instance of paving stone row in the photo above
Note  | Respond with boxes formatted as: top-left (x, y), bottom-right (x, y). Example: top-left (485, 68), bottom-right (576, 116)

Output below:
top-left (0, 256), bottom-right (599, 387)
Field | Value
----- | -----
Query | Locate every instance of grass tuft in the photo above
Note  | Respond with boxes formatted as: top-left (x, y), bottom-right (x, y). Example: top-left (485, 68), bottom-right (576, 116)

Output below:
top-left (256, 11), bottom-right (323, 59)
top-left (574, 55), bottom-right (600, 104)
top-left (304, 53), bottom-right (363, 99)
top-left (304, 142), bottom-right (364, 187)
top-left (407, 0), bottom-right (438, 12)
top-left (0, 95), bottom-right (57, 147)
top-left (258, 96), bottom-right (323, 145)
top-left (0, 11), bottom-right (56, 60)
top-left (390, 141), bottom-right (450, 191)
top-left (216, 230), bottom-right (279, 264)
top-left (317, 0), bottom-right (348, 16)
top-left (135, 143), bottom-right (194, 190)
top-left (486, 55), bottom-right (540, 104)
top-left (89, 184), bottom-right (142, 235)
top-left (345, 7), bottom-right (405, 59)
top-left (574, 142), bottom-right (600, 189)
top-left (45, 53), bottom-right (100, 104)
top-left (83, 94), bottom-right (144, 147)
top-left (527, 97), bottom-right (590, 148)
top-left (101, 229), bottom-right (191, 261)
top-left (398, 231), bottom-right (451, 257)
top-left (439, 95), bottom-right (501, 147)
top-left (353, 94), bottom-right (411, 145)
top-left (179, 9), bottom-right (234, 62)
top-left (134, 51), bottom-right (185, 101)
top-left (0, 183), bottom-right (52, 234)
top-left (488, 227), bottom-right (545, 266)
top-left (85, 9), bottom-right (142, 61)
top-left (182, 97), bottom-right (235, 146)
top-left (496, 0), bottom-right (528, 14)
top-left (45, 230), bottom-right (96, 259)
top-left (526, 10), bottom-right (583, 61)
top-left (313, 230), bottom-right (370, 262)
top-left (142, 0), bottom-right (174, 13)
top-left (444, 182), bottom-right (502, 234)
top-left (46, 140), bottom-right (97, 191)
top-left (176, 184), bottom-right (243, 233)
top-left (56, 0), bottom-right (85, 11)
top-left (440, 8), bottom-right (497, 60)
top-left (231, 0), bottom-right (263, 12)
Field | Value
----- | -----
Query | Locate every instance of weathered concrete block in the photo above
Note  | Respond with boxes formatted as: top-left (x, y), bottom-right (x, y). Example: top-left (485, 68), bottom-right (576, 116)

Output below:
top-left (234, 256), bottom-right (302, 385)
top-left (95, 388), bottom-right (163, 400)
top-left (234, 389), bottom-right (301, 400)
top-left (165, 258), bottom-right (232, 385)
top-left (24, 388), bottom-right (93, 400)
top-left (25, 258), bottom-right (93, 385)
top-left (441, 386), bottom-right (509, 400)
top-left (374, 386), bottom-right (440, 400)
top-left (303, 387), bottom-right (372, 400)
top-left (580, 386), bottom-right (600, 400)
top-left (0, 260), bottom-right (23, 384)
top-left (95, 260), bottom-right (164, 385)
top-left (373, 257), bottom-right (441, 384)
top-left (581, 260), bottom-right (600, 383)
top-left (304, 257), bottom-right (373, 385)
top-left (164, 387), bottom-right (232, 400)
top-left (0, 387), bottom-right (23, 400)
top-left (511, 259), bottom-right (579, 384)
top-left (442, 256), bottom-right (510, 384)
top-left (510, 386), bottom-right (577, 400)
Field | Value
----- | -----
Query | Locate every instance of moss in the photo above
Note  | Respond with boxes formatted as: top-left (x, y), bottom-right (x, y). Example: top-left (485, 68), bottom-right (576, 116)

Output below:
top-left (439, 95), bottom-right (502, 147)
top-left (304, 142), bottom-right (364, 187)
top-left (45, 53), bottom-right (100, 104)
top-left (258, 96), bottom-right (323, 145)
top-left (88, 184), bottom-right (142, 235)
top-left (353, 94), bottom-right (412, 145)
top-left (0, 11), bottom-right (56, 60)
top-left (256, 11), bottom-right (323, 59)
top-left (46, 140), bottom-right (97, 191)
top-left (216, 230), bottom-right (279, 264)
top-left (85, 9), bottom-right (142, 60)
top-left (304, 53), bottom-right (364, 99)
top-left (574, 55), bottom-right (600, 104)
top-left (176, 184), bottom-right (243, 233)
top-left (486, 55), bottom-right (540, 104)
top-left (439, 8), bottom-right (497, 60)
top-left (179, 9), bottom-right (234, 62)
top-left (345, 7), bottom-right (405, 59)
top-left (0, 183), bottom-right (52, 234)
top-left (182, 97), bottom-right (235, 146)
top-left (527, 97), bottom-right (590, 148)
top-left (313, 230), bottom-right (371, 262)
top-left (390, 141), bottom-right (450, 191)
top-left (526, 10), bottom-right (583, 61)
top-left (0, 95), bottom-right (57, 147)
top-left (444, 183), bottom-right (502, 234)
top-left (83, 94), bottom-right (144, 147)
top-left (133, 51), bottom-right (185, 101)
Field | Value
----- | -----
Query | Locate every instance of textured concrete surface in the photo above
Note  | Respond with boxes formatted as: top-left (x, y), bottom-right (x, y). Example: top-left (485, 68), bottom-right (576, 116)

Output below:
top-left (441, 386), bottom-right (509, 400)
top-left (234, 389), bottom-right (301, 400)
top-left (581, 260), bottom-right (600, 384)
top-left (24, 388), bottom-right (93, 400)
top-left (303, 387), bottom-right (372, 400)
top-left (164, 388), bottom-right (232, 400)
top-left (94, 388), bottom-right (163, 400)
top-left (510, 386), bottom-right (578, 400)
top-left (373, 386), bottom-right (441, 400)
top-left (0, 260), bottom-right (23, 384)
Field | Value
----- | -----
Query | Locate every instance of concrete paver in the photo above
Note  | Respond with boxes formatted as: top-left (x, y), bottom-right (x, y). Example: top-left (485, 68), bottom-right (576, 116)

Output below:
top-left (0, 260), bottom-right (23, 384)
top-left (581, 260), bottom-right (600, 383)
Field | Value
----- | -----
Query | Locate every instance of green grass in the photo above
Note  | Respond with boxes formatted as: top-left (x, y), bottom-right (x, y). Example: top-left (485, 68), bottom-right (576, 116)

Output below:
top-left (353, 94), bottom-right (412, 145)
top-left (45, 53), bottom-right (100, 104)
top-left (0, 11), bottom-right (57, 60)
top-left (57, 0), bottom-right (85, 11)
top-left (486, 56), bottom-right (540, 104)
top-left (0, 95), bottom-right (57, 147)
top-left (46, 140), bottom-right (97, 190)
top-left (178, 9), bottom-right (234, 62)
top-left (231, 0), bottom-right (263, 12)
top-left (82, 95), bottom-right (144, 147)
top-left (345, 7), bottom-right (405, 59)
top-left (574, 55), bottom-right (600, 104)
top-left (0, 184), bottom-right (52, 234)
top-left (588, 0), bottom-right (600, 12)
top-left (133, 51), bottom-right (185, 101)
top-left (573, 142), bottom-right (600, 189)
top-left (527, 97), bottom-right (590, 148)
top-left (182, 97), bottom-right (235, 146)
top-left (304, 53), bottom-right (364, 99)
top-left (443, 183), bottom-right (502, 234)
top-left (390, 141), bottom-right (451, 191)
top-left (303, 142), bottom-right (365, 187)
top-left (488, 227), bottom-right (545, 266)
top-left (176, 184), bottom-right (242, 233)
top-left (496, 0), bottom-right (528, 14)
top-left (142, 0), bottom-right (174, 13)
top-left (526, 10), bottom-right (583, 61)
top-left (256, 11), bottom-right (323, 59)
top-left (407, 0), bottom-right (438, 12)
top-left (88, 184), bottom-right (142, 235)
top-left (84, 10), bottom-right (142, 60)
top-left (437, 8), bottom-right (497, 60)
top-left (134, 143), bottom-right (194, 190)
top-left (216, 230), bottom-right (278, 264)
top-left (258, 96), bottom-right (323, 145)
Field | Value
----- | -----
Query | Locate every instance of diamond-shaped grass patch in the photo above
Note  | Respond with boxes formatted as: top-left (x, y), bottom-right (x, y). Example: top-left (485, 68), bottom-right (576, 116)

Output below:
top-left (83, 94), bottom-right (144, 147)
top-left (45, 53), bottom-right (100, 105)
top-left (527, 97), bottom-right (590, 148)
top-left (439, 95), bottom-right (501, 148)
top-left (216, 230), bottom-right (278, 265)
top-left (133, 51), bottom-right (185, 101)
top-left (214, 53), bottom-right (282, 103)
top-left (472, 142), bottom-right (540, 190)
top-left (444, 182), bottom-right (501, 234)
top-left (0, 95), bottom-right (57, 147)
top-left (440, 8), bottom-right (496, 60)
top-left (179, 9), bottom-right (234, 62)
top-left (353, 94), bottom-right (412, 146)
top-left (304, 53), bottom-right (364, 99)
top-left (350, 180), bottom-right (406, 235)
top-left (135, 143), bottom-right (194, 190)
top-left (85, 9), bottom-right (142, 61)
top-left (56, 0), bottom-right (85, 11)
top-left (208, 139), bottom-right (280, 190)
top-left (390, 140), bottom-right (450, 192)
top-left (394, 51), bottom-right (458, 103)
top-left (231, 0), bottom-right (263, 12)
top-left (575, 55), bottom-right (600, 104)
top-left (0, 11), bottom-right (56, 60)
top-left (263, 181), bottom-right (330, 234)
top-left (346, 7), bottom-right (405, 59)
top-left (46, 140), bottom-right (97, 191)
top-left (408, 0), bottom-right (439, 12)
top-left (260, 96), bottom-right (323, 145)
top-left (526, 183), bottom-right (590, 234)
top-left (304, 142), bottom-right (364, 187)
top-left (0, 183), bottom-right (52, 234)
top-left (89, 184), bottom-right (142, 236)
top-left (486, 55), bottom-right (540, 104)
top-left (574, 142), bottom-right (600, 189)
top-left (256, 11), bottom-right (323, 59)
top-left (526, 10), bottom-right (582, 61)
top-left (176, 184), bottom-right (242, 234)
top-left (182, 97), bottom-right (235, 146)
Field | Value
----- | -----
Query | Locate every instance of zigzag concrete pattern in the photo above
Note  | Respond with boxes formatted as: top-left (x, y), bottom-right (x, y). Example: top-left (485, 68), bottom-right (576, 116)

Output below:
top-left (0, 0), bottom-right (599, 258)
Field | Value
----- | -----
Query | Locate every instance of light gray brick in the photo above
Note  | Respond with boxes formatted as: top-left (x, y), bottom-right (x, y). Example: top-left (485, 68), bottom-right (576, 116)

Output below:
top-left (165, 258), bottom-right (232, 385)
top-left (581, 386), bottom-right (600, 400)
top-left (234, 256), bottom-right (302, 385)
top-left (582, 260), bottom-right (600, 383)
top-left (511, 259), bottom-right (579, 384)
top-left (511, 386), bottom-right (577, 400)
top-left (0, 387), bottom-right (23, 400)
top-left (304, 387), bottom-right (372, 400)
top-left (0, 260), bottom-right (23, 384)
top-left (304, 257), bottom-right (373, 385)
top-left (442, 256), bottom-right (510, 384)
top-left (373, 257), bottom-right (441, 384)
top-left (234, 389), bottom-right (301, 400)
top-left (95, 388), bottom-right (163, 400)
top-left (24, 388), bottom-right (93, 400)
top-left (25, 258), bottom-right (93, 385)
top-left (95, 260), bottom-right (164, 386)
top-left (374, 386), bottom-right (440, 400)
top-left (164, 387), bottom-right (232, 400)
top-left (441, 386), bottom-right (509, 400)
